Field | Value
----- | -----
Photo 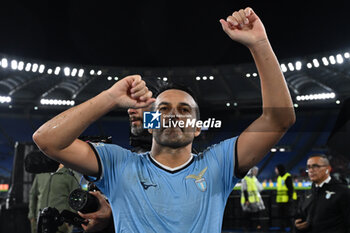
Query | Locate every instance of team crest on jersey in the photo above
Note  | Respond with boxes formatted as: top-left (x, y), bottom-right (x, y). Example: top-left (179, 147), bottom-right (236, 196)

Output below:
top-left (325, 190), bottom-right (336, 199)
top-left (186, 167), bottom-right (208, 192)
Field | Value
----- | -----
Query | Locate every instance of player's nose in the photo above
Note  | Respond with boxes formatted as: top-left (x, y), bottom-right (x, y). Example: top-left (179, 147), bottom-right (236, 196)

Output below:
top-left (128, 108), bottom-right (137, 115)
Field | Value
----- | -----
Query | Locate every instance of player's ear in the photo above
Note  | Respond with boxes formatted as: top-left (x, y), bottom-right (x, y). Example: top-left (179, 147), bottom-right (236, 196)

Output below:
top-left (194, 127), bottom-right (201, 137)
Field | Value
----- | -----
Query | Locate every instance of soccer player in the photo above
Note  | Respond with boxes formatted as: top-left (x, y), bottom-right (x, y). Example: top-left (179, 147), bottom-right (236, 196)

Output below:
top-left (33, 7), bottom-right (295, 232)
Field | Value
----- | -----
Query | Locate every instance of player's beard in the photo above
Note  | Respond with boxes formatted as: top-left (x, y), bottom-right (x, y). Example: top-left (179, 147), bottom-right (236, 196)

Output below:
top-left (152, 126), bottom-right (195, 149)
top-left (131, 124), bottom-right (144, 136)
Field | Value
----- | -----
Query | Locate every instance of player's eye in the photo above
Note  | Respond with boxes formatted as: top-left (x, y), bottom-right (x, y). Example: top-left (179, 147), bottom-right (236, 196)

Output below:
top-left (159, 106), bottom-right (168, 111)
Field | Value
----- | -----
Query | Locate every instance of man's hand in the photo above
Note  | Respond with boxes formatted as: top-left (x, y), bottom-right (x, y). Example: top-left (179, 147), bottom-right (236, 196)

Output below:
top-left (295, 218), bottom-right (309, 230)
top-left (219, 7), bottom-right (267, 48)
top-left (78, 191), bottom-right (112, 232)
top-left (106, 74), bottom-right (155, 109)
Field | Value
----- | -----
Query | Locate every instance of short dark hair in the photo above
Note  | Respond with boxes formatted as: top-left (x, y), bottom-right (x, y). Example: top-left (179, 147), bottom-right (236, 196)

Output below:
top-left (276, 164), bottom-right (286, 175)
top-left (308, 154), bottom-right (330, 165)
top-left (153, 82), bottom-right (200, 119)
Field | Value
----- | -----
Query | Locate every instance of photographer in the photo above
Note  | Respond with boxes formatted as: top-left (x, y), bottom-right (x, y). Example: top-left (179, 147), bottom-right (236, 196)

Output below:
top-left (30, 164), bottom-right (80, 233)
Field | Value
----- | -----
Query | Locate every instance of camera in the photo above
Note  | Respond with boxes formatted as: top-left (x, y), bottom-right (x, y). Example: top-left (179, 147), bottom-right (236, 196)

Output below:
top-left (37, 207), bottom-right (86, 233)
top-left (37, 188), bottom-right (100, 233)
top-left (68, 188), bottom-right (100, 213)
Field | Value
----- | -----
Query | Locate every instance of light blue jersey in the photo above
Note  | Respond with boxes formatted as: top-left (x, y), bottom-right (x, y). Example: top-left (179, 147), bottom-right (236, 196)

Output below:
top-left (89, 137), bottom-right (239, 233)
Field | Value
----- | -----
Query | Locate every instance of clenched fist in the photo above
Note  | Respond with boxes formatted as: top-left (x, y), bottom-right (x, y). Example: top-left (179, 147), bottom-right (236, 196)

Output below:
top-left (220, 7), bottom-right (268, 48)
top-left (106, 75), bottom-right (155, 109)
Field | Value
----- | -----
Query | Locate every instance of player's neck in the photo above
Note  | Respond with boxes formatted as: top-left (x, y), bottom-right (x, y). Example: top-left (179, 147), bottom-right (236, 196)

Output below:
top-left (150, 143), bottom-right (192, 168)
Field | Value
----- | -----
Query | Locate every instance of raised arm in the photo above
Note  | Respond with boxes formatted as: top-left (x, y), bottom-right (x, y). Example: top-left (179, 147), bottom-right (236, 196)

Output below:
top-left (220, 7), bottom-right (295, 173)
top-left (33, 75), bottom-right (154, 176)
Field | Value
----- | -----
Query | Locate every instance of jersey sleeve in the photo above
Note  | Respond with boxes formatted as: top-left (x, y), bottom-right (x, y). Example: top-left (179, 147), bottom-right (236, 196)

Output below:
top-left (86, 142), bottom-right (134, 197)
top-left (206, 136), bottom-right (239, 196)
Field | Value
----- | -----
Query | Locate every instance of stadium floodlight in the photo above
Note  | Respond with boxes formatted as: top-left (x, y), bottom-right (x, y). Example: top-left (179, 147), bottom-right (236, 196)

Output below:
top-left (246, 73), bottom-right (251, 78)
top-left (38, 64), bottom-right (45, 73)
top-left (312, 59), bottom-right (319, 68)
top-left (296, 92), bottom-right (336, 101)
top-left (336, 54), bottom-right (344, 64)
top-left (90, 69), bottom-right (95, 75)
top-left (71, 68), bottom-right (77, 77)
top-left (54, 67), bottom-right (61, 75)
top-left (11, 60), bottom-right (18, 70)
top-left (196, 76), bottom-right (201, 81)
top-left (294, 103), bottom-right (299, 108)
top-left (344, 52), bottom-right (350, 59)
top-left (288, 62), bottom-right (295, 71)
top-left (295, 61), bottom-right (302, 71)
top-left (307, 63), bottom-right (312, 69)
top-left (114, 77), bottom-right (118, 81)
top-left (25, 63), bottom-right (32, 72)
top-left (18, 61), bottom-right (24, 71)
top-left (252, 73), bottom-right (258, 77)
top-left (163, 77), bottom-right (168, 81)
top-left (279, 148), bottom-right (286, 152)
top-left (233, 102), bottom-right (238, 107)
top-left (97, 70), bottom-right (102, 75)
top-left (64, 67), bottom-right (70, 76)
top-left (329, 55), bottom-right (336, 65)
top-left (322, 57), bottom-right (329, 66)
top-left (202, 76), bottom-right (207, 80)
top-left (226, 102), bottom-right (230, 107)
top-left (209, 76), bottom-right (214, 80)
top-left (32, 63), bottom-right (39, 72)
top-left (107, 76), bottom-right (112, 80)
top-left (78, 69), bottom-right (84, 77)
top-left (40, 98), bottom-right (75, 106)
top-left (270, 148), bottom-right (277, 152)
top-left (0, 96), bottom-right (11, 103)
top-left (336, 100), bottom-right (341, 104)
top-left (47, 69), bottom-right (53, 74)
top-left (280, 64), bottom-right (287, 72)
top-left (1, 58), bottom-right (8, 68)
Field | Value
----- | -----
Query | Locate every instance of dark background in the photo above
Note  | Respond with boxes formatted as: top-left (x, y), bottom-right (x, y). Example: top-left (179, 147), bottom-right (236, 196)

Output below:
top-left (0, 0), bottom-right (349, 67)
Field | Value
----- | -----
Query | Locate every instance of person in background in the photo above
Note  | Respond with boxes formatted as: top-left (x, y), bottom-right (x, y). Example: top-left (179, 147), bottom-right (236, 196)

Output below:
top-left (275, 164), bottom-right (297, 232)
top-left (294, 154), bottom-right (350, 233)
top-left (28, 172), bottom-right (51, 233)
top-left (241, 166), bottom-right (265, 231)
top-left (33, 164), bottom-right (79, 233)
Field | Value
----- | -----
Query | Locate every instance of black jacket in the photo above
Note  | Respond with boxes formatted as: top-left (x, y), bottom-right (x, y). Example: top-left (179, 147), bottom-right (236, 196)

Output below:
top-left (296, 177), bottom-right (350, 233)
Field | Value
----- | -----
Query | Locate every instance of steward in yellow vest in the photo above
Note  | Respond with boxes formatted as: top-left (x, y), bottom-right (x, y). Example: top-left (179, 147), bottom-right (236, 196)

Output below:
top-left (241, 167), bottom-right (265, 212)
top-left (276, 172), bottom-right (297, 203)
top-left (275, 164), bottom-right (297, 230)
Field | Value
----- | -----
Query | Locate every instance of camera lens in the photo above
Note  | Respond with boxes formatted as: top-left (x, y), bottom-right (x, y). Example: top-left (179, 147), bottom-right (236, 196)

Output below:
top-left (69, 189), bottom-right (99, 213)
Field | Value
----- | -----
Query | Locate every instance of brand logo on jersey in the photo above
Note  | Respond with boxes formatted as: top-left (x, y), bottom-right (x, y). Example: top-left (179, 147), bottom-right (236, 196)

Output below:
top-left (91, 142), bottom-right (104, 147)
top-left (325, 190), bottom-right (336, 199)
top-left (143, 111), bottom-right (161, 129)
top-left (140, 181), bottom-right (157, 190)
top-left (186, 167), bottom-right (208, 192)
